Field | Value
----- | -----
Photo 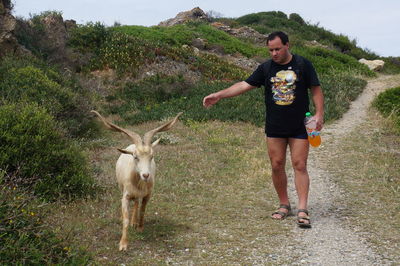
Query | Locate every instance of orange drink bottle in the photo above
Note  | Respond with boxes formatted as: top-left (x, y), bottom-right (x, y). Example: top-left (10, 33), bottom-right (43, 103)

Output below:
top-left (304, 112), bottom-right (321, 147)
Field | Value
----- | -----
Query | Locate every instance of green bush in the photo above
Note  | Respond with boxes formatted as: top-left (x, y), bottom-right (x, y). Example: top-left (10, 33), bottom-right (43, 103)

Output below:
top-left (381, 57), bottom-right (400, 74)
top-left (234, 11), bottom-right (379, 62)
top-left (289, 13), bottom-right (305, 25)
top-left (68, 22), bottom-right (110, 53)
top-left (0, 56), bottom-right (97, 137)
top-left (0, 172), bottom-right (91, 264)
top-left (97, 32), bottom-right (157, 74)
top-left (373, 86), bottom-right (400, 131)
top-left (0, 103), bottom-right (96, 201)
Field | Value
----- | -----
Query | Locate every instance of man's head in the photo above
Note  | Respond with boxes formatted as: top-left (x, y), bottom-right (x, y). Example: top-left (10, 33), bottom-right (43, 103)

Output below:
top-left (266, 31), bottom-right (291, 64)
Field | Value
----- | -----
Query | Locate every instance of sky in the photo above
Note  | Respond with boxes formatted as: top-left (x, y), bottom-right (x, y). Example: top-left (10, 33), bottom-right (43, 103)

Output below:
top-left (12, 0), bottom-right (400, 57)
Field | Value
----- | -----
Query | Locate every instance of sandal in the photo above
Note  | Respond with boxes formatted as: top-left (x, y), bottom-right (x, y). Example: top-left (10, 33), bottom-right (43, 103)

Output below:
top-left (271, 204), bottom-right (291, 220)
top-left (297, 209), bottom-right (311, 228)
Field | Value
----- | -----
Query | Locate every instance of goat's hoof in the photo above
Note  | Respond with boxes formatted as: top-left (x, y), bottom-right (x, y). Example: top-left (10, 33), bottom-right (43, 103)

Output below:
top-left (119, 241), bottom-right (128, 251)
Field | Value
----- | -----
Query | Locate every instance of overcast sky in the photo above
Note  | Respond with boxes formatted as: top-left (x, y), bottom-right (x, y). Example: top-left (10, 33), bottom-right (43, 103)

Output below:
top-left (12, 0), bottom-right (400, 57)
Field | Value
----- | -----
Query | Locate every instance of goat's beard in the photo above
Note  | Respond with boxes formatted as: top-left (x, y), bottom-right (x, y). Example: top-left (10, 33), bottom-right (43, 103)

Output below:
top-left (137, 179), bottom-right (149, 191)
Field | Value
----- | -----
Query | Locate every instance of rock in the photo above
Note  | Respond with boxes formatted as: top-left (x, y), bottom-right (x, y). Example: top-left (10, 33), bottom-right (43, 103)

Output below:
top-left (41, 13), bottom-right (69, 53)
top-left (192, 38), bottom-right (207, 49)
top-left (158, 7), bottom-right (210, 27)
top-left (306, 40), bottom-right (331, 50)
top-left (358, 58), bottom-right (385, 71)
top-left (210, 22), bottom-right (268, 45)
top-left (0, 0), bottom-right (24, 57)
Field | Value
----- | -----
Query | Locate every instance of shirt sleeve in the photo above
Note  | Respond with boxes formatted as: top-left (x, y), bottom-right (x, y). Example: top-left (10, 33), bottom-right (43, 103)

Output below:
top-left (245, 64), bottom-right (266, 87)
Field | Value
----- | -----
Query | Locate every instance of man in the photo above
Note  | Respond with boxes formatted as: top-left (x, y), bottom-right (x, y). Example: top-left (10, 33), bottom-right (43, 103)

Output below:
top-left (203, 31), bottom-right (324, 228)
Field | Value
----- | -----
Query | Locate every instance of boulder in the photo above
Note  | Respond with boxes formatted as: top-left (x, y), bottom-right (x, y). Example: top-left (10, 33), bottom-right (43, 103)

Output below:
top-left (158, 7), bottom-right (210, 27)
top-left (0, 0), bottom-right (22, 57)
top-left (359, 58), bottom-right (385, 71)
top-left (210, 22), bottom-right (268, 45)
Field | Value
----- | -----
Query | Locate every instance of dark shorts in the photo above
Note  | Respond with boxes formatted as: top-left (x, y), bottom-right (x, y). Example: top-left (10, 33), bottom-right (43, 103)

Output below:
top-left (266, 132), bottom-right (308, 139)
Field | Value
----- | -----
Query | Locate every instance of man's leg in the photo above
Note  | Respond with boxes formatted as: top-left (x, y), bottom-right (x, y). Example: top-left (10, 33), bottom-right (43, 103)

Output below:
top-left (288, 138), bottom-right (310, 224)
top-left (266, 137), bottom-right (290, 219)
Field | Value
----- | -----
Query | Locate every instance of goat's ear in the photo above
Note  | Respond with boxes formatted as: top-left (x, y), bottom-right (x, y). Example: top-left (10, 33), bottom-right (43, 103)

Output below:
top-left (152, 138), bottom-right (161, 147)
top-left (117, 148), bottom-right (134, 155)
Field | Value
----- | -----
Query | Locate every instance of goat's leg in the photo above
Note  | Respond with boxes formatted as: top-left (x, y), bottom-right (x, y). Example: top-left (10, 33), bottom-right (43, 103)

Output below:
top-left (137, 194), bottom-right (151, 232)
top-left (119, 195), bottom-right (130, 251)
top-left (130, 199), bottom-right (139, 227)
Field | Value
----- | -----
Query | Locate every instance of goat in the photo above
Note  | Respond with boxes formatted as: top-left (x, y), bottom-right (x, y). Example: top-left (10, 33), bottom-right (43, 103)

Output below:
top-left (91, 110), bottom-right (182, 251)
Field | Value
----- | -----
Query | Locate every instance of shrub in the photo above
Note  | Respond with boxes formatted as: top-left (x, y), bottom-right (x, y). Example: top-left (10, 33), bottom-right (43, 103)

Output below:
top-left (381, 57), bottom-right (400, 74)
top-left (289, 13), bottom-right (305, 25)
top-left (0, 103), bottom-right (96, 201)
top-left (0, 56), bottom-right (97, 137)
top-left (97, 32), bottom-right (157, 75)
top-left (373, 86), bottom-right (400, 132)
top-left (68, 22), bottom-right (110, 54)
top-left (0, 172), bottom-right (91, 264)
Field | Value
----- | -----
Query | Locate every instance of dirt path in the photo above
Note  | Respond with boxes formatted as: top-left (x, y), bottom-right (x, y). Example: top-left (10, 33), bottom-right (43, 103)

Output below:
top-left (284, 74), bottom-right (400, 265)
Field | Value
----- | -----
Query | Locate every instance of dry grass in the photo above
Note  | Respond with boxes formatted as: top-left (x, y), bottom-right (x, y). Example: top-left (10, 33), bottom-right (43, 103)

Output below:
top-left (324, 109), bottom-right (400, 261)
top-left (45, 119), bottom-right (295, 265)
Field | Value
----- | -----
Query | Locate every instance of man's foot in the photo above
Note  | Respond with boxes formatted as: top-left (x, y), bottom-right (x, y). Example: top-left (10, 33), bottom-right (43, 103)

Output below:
top-left (297, 209), bottom-right (311, 228)
top-left (271, 204), bottom-right (291, 220)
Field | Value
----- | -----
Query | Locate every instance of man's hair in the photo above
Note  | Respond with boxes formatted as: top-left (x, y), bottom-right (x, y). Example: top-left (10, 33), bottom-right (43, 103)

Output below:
top-left (267, 31), bottom-right (289, 45)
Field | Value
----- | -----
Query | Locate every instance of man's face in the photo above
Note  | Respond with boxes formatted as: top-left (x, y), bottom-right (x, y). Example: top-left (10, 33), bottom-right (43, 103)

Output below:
top-left (267, 37), bottom-right (290, 64)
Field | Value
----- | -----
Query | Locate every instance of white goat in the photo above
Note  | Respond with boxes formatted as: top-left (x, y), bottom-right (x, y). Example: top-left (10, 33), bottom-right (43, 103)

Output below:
top-left (91, 110), bottom-right (182, 251)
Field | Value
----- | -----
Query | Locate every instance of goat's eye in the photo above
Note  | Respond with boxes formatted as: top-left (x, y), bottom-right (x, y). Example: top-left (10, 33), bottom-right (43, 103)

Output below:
top-left (134, 156), bottom-right (139, 161)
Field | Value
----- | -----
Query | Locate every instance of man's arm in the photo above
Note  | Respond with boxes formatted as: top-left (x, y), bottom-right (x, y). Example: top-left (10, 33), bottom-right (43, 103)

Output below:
top-left (311, 85), bottom-right (324, 131)
top-left (203, 81), bottom-right (256, 108)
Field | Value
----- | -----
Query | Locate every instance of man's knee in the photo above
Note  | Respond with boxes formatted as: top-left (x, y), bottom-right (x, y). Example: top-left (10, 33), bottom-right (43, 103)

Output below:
top-left (292, 160), bottom-right (307, 172)
top-left (271, 159), bottom-right (285, 172)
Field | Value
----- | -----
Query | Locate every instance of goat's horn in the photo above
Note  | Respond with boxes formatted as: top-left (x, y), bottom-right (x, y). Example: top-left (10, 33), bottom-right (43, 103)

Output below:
top-left (143, 112), bottom-right (183, 145)
top-left (91, 110), bottom-right (142, 145)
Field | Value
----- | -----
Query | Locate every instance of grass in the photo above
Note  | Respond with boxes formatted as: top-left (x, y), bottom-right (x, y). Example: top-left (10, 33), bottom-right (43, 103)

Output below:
top-left (104, 71), bottom-right (368, 128)
top-left (0, 173), bottom-right (92, 265)
top-left (372, 86), bottom-right (400, 132)
top-left (44, 119), bottom-right (297, 264)
top-left (325, 109), bottom-right (400, 261)
top-left (113, 23), bottom-right (266, 58)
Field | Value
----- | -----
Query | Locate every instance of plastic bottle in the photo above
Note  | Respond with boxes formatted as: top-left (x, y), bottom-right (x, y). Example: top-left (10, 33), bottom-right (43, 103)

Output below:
top-left (304, 112), bottom-right (321, 147)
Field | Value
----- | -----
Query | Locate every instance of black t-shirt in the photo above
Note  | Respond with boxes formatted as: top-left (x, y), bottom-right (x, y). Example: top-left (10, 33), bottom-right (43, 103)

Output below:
top-left (245, 55), bottom-right (320, 135)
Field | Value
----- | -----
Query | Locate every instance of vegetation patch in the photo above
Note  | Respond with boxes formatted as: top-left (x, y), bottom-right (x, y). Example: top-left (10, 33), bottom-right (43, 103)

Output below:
top-left (0, 171), bottom-right (92, 264)
top-left (372, 86), bottom-right (400, 132)
top-left (0, 103), bottom-right (96, 201)
top-left (326, 111), bottom-right (400, 261)
top-left (318, 73), bottom-right (367, 121)
top-left (0, 55), bottom-right (97, 138)
top-left (44, 120), bottom-right (294, 264)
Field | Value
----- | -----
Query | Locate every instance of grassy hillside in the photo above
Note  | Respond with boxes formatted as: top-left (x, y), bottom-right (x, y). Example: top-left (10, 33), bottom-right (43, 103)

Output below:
top-left (1, 9), bottom-right (400, 264)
